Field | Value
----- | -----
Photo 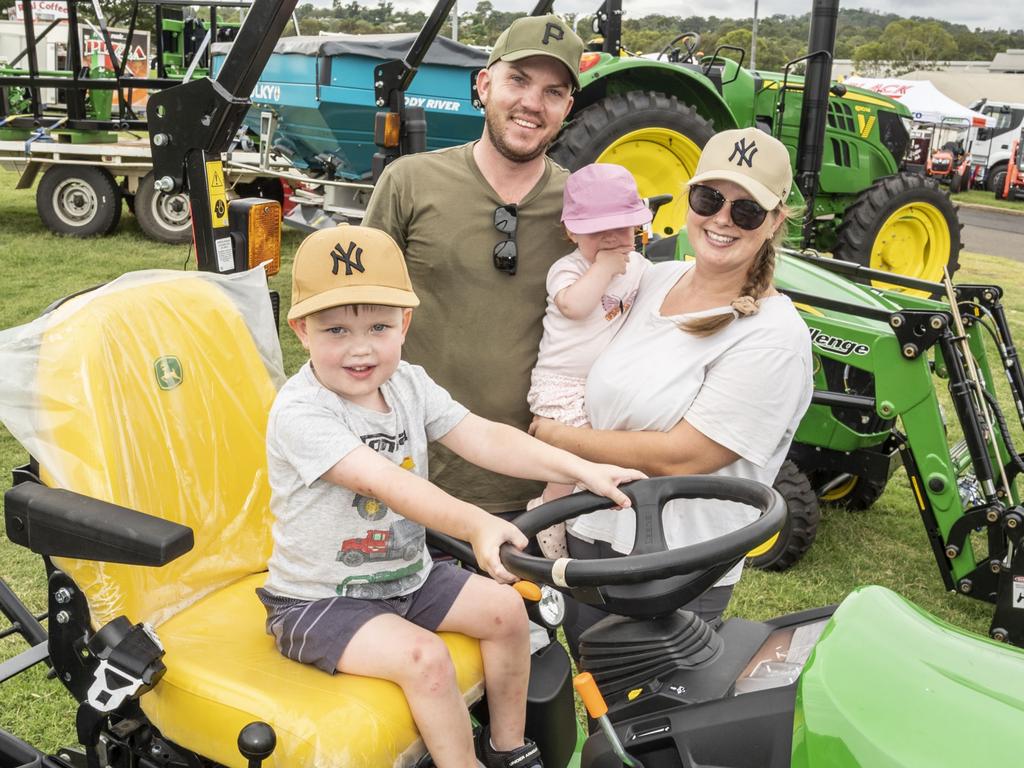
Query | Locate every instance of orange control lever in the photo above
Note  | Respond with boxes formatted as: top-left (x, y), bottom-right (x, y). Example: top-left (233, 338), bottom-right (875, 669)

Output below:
top-left (513, 581), bottom-right (542, 602)
top-left (573, 672), bottom-right (609, 719)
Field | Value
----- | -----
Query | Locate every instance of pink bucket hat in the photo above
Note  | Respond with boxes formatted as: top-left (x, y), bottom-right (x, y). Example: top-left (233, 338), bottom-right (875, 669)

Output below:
top-left (561, 163), bottom-right (653, 234)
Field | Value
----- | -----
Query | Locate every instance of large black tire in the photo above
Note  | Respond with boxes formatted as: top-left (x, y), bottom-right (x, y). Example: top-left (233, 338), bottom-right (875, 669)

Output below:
top-left (834, 172), bottom-right (962, 285)
top-left (548, 91), bottom-right (716, 237)
top-left (993, 168), bottom-right (1009, 200)
top-left (747, 460), bottom-right (820, 572)
top-left (36, 165), bottom-right (121, 237)
top-left (134, 170), bottom-right (193, 244)
top-left (949, 170), bottom-right (965, 194)
top-left (987, 162), bottom-right (1008, 193)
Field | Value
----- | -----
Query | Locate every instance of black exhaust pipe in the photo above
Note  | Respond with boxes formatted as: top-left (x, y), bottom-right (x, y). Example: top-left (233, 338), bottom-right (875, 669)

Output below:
top-left (796, 0), bottom-right (839, 244)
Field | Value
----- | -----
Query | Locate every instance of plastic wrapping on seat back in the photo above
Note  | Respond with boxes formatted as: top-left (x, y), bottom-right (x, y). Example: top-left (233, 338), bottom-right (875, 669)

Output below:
top-left (0, 267), bottom-right (285, 629)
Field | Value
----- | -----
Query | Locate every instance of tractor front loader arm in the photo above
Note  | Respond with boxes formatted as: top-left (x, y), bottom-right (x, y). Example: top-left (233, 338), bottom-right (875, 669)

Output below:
top-left (787, 250), bottom-right (1024, 646)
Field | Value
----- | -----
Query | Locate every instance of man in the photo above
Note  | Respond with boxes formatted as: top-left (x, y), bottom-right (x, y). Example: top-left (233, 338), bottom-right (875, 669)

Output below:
top-left (362, 14), bottom-right (585, 515)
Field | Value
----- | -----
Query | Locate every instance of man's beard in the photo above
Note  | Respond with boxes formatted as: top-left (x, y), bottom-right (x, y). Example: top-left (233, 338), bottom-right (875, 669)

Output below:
top-left (485, 111), bottom-right (553, 163)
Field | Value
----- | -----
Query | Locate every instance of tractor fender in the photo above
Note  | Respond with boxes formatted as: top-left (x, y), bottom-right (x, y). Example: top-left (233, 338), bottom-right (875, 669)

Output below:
top-left (574, 56), bottom-right (740, 132)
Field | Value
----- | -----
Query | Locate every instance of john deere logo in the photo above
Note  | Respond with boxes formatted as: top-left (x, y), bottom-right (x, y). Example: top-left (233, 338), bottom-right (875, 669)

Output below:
top-left (154, 356), bottom-right (183, 390)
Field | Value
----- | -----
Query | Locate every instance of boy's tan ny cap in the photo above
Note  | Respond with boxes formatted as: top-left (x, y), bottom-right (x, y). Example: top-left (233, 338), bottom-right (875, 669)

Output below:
top-left (486, 14), bottom-right (584, 89)
top-left (288, 225), bottom-right (419, 321)
top-left (688, 127), bottom-right (794, 210)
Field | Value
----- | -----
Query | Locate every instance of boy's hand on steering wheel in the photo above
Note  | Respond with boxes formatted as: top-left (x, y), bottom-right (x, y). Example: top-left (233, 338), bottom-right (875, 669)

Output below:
top-left (574, 462), bottom-right (647, 509)
top-left (469, 513), bottom-right (528, 584)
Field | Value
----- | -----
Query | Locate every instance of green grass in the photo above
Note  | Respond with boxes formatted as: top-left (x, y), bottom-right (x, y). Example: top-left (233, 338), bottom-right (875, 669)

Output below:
top-left (0, 169), bottom-right (1022, 752)
top-left (951, 188), bottom-right (1024, 213)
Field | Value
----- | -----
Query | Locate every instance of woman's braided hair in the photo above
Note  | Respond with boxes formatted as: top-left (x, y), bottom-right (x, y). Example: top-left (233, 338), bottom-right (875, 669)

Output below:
top-left (679, 203), bottom-right (792, 337)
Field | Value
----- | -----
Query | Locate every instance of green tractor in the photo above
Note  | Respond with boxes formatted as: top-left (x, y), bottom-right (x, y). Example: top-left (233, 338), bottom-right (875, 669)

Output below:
top-left (540, 0), bottom-right (960, 286)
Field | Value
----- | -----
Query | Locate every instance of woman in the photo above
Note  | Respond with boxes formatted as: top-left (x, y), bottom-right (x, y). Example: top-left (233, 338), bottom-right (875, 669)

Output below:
top-left (531, 127), bottom-right (813, 649)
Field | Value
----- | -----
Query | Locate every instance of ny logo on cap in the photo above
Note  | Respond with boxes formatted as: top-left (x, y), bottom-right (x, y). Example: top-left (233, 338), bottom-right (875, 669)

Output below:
top-left (729, 138), bottom-right (759, 168)
top-left (329, 241), bottom-right (365, 276)
top-left (542, 23), bottom-right (564, 45)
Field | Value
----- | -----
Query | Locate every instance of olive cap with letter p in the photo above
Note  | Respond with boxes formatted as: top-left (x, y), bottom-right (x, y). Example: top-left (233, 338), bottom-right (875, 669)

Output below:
top-left (687, 127), bottom-right (794, 210)
top-left (288, 225), bottom-right (420, 321)
top-left (486, 14), bottom-right (585, 89)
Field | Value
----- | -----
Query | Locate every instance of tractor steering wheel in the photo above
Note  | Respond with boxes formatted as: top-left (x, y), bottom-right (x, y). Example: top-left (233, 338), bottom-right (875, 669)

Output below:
top-left (657, 32), bottom-right (701, 63)
top-left (429, 476), bottom-right (784, 619)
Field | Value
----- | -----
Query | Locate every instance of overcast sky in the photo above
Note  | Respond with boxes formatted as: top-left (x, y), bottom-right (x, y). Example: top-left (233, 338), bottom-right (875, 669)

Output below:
top-left (305, 1), bottom-right (1022, 33)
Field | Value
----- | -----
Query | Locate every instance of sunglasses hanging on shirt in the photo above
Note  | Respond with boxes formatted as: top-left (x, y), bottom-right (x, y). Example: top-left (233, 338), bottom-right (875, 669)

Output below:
top-left (687, 184), bottom-right (769, 231)
top-left (492, 204), bottom-right (518, 275)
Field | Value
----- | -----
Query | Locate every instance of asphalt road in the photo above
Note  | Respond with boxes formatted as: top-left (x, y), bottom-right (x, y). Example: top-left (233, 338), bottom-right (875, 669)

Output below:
top-left (958, 205), bottom-right (1024, 262)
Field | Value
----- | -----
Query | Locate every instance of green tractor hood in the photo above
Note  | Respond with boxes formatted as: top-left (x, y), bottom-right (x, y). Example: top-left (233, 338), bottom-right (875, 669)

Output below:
top-left (793, 586), bottom-right (1024, 766)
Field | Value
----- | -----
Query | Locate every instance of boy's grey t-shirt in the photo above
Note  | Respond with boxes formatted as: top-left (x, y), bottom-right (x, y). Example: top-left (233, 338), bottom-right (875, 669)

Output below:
top-left (264, 360), bottom-right (469, 601)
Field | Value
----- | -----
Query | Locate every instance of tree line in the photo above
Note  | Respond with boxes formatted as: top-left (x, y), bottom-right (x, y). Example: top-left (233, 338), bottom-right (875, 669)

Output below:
top-left (1, 1), bottom-right (1020, 76)
top-left (298, 2), bottom-right (1023, 75)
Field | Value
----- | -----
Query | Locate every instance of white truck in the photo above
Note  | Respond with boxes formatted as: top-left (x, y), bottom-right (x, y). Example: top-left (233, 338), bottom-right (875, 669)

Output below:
top-left (968, 99), bottom-right (1024, 192)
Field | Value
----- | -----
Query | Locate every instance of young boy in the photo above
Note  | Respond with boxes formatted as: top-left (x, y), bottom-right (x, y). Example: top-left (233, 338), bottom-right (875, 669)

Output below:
top-left (260, 225), bottom-right (643, 768)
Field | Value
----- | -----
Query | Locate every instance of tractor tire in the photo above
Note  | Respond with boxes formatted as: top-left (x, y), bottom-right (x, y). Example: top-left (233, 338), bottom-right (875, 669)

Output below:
top-left (548, 91), bottom-right (716, 238)
top-left (986, 162), bottom-right (1008, 193)
top-left (949, 170), bottom-right (964, 194)
top-left (817, 472), bottom-right (888, 511)
top-left (834, 172), bottom-right (962, 287)
top-left (992, 168), bottom-right (1009, 200)
top-left (747, 460), bottom-right (820, 572)
top-left (36, 165), bottom-right (121, 237)
top-left (134, 170), bottom-right (193, 244)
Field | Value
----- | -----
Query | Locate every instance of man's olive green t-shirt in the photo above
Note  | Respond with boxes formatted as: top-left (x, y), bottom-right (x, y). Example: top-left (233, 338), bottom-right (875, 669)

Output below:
top-left (363, 143), bottom-right (571, 512)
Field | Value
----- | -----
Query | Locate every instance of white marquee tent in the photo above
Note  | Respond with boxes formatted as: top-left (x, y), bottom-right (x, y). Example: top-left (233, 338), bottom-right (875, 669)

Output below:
top-left (843, 76), bottom-right (995, 128)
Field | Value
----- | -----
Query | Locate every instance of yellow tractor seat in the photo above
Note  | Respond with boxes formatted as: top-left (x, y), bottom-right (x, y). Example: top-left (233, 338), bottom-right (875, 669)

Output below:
top-left (148, 573), bottom-right (483, 767)
top-left (2, 269), bottom-right (485, 767)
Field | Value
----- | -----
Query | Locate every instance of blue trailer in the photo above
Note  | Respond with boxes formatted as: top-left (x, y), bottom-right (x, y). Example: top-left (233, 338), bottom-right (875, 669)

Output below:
top-left (212, 33), bottom-right (487, 181)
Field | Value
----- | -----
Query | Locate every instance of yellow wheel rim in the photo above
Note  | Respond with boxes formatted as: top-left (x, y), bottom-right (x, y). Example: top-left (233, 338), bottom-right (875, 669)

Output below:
top-left (595, 127), bottom-right (703, 238)
top-left (869, 202), bottom-right (951, 296)
top-left (820, 475), bottom-right (858, 503)
top-left (747, 532), bottom-right (780, 559)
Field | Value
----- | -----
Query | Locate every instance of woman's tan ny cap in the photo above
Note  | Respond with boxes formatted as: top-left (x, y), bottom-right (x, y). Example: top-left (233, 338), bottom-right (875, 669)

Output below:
top-left (688, 127), bottom-right (794, 210)
top-left (288, 225), bottom-right (420, 321)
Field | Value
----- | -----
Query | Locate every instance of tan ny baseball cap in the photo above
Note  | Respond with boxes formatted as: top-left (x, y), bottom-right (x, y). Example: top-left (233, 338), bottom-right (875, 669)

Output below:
top-left (688, 127), bottom-right (794, 210)
top-left (288, 225), bottom-right (419, 321)
top-left (487, 14), bottom-right (585, 89)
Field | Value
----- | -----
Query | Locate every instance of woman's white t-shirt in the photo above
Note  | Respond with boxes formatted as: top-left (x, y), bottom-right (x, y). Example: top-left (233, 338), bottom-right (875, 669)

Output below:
top-left (567, 260), bottom-right (813, 585)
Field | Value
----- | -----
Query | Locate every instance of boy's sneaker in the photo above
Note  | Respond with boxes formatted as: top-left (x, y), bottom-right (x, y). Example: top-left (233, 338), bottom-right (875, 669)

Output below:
top-left (476, 725), bottom-right (543, 768)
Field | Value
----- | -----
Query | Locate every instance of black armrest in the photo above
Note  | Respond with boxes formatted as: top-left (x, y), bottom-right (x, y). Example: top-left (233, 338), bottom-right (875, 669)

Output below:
top-left (4, 483), bottom-right (194, 566)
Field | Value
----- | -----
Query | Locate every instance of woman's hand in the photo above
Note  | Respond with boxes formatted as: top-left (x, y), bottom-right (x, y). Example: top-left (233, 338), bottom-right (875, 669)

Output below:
top-left (573, 461), bottom-right (647, 508)
top-left (529, 415), bottom-right (560, 442)
top-left (468, 512), bottom-right (529, 584)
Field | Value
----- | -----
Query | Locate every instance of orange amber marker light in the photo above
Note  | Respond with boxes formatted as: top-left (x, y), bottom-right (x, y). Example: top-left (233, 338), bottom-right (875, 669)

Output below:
top-left (579, 52), bottom-right (602, 74)
top-left (381, 112), bottom-right (401, 148)
top-left (246, 200), bottom-right (282, 277)
top-left (574, 672), bottom-right (609, 719)
top-left (513, 581), bottom-right (542, 602)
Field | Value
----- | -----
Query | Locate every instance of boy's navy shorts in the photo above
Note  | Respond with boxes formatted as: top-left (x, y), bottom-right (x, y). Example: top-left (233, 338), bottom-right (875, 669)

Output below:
top-left (256, 562), bottom-right (471, 674)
